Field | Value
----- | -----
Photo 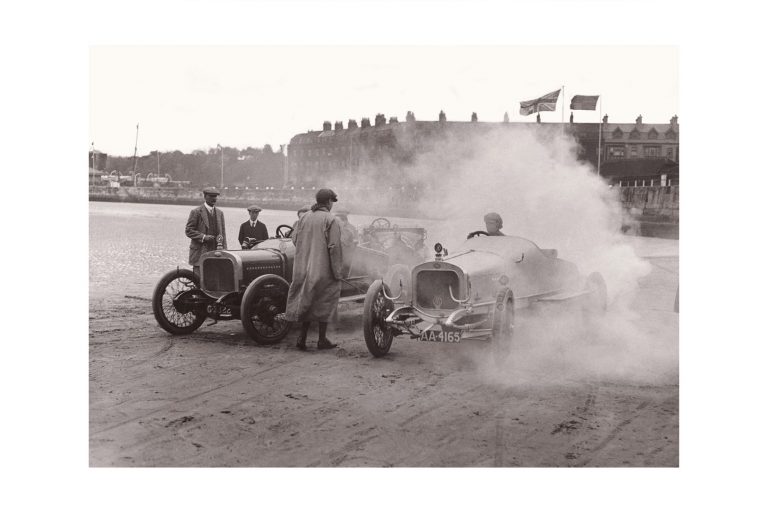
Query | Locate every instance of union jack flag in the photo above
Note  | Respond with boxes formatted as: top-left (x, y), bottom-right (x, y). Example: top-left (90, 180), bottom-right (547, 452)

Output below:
top-left (519, 89), bottom-right (560, 116)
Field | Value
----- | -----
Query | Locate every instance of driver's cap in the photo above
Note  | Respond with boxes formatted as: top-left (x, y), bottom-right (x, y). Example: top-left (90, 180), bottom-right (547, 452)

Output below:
top-left (316, 188), bottom-right (338, 203)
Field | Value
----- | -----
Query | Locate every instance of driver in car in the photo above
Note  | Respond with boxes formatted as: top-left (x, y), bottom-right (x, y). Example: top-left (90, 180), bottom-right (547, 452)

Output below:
top-left (484, 212), bottom-right (505, 236)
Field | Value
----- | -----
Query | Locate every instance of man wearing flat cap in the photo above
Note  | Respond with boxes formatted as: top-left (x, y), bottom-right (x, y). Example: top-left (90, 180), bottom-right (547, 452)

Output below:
top-left (238, 205), bottom-right (269, 249)
top-left (285, 188), bottom-right (343, 350)
top-left (185, 187), bottom-right (228, 274)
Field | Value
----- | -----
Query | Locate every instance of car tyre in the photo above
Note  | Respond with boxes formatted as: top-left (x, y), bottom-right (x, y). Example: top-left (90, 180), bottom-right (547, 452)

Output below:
top-left (582, 272), bottom-right (608, 316)
top-left (241, 274), bottom-right (291, 344)
top-left (491, 291), bottom-right (514, 365)
top-left (152, 268), bottom-right (207, 335)
top-left (363, 279), bottom-right (395, 357)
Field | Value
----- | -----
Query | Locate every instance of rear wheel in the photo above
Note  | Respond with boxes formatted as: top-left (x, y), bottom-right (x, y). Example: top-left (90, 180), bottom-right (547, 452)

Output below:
top-left (582, 272), bottom-right (608, 316)
top-left (490, 291), bottom-right (514, 364)
top-left (363, 279), bottom-right (395, 357)
top-left (152, 269), bottom-right (207, 335)
top-left (241, 274), bottom-right (291, 344)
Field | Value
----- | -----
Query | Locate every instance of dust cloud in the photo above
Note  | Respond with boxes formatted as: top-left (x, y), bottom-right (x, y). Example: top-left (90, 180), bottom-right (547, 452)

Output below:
top-left (336, 123), bottom-right (674, 385)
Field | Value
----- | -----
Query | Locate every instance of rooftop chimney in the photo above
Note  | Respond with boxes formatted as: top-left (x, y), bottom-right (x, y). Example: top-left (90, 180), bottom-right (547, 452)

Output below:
top-left (348, 119), bottom-right (358, 129)
top-left (438, 110), bottom-right (446, 123)
top-left (361, 117), bottom-right (371, 128)
top-left (636, 115), bottom-right (643, 125)
top-left (503, 112), bottom-right (509, 123)
top-left (334, 121), bottom-right (343, 131)
top-left (322, 121), bottom-right (332, 131)
top-left (389, 116), bottom-right (399, 124)
top-left (374, 113), bottom-right (386, 127)
top-left (471, 112), bottom-right (478, 122)
top-left (406, 111), bottom-right (416, 122)
top-left (602, 114), bottom-right (608, 124)
top-left (670, 115), bottom-right (678, 126)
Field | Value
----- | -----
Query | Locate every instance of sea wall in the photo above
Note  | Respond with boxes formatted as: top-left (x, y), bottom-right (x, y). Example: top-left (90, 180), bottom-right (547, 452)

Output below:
top-left (89, 185), bottom-right (680, 238)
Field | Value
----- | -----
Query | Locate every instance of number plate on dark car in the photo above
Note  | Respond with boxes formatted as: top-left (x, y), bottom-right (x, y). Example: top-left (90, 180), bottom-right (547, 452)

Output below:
top-left (419, 328), bottom-right (462, 343)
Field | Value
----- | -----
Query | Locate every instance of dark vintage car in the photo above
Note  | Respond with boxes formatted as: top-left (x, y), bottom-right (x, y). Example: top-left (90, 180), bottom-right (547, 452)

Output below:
top-left (361, 232), bottom-right (608, 361)
top-left (152, 219), bottom-right (428, 344)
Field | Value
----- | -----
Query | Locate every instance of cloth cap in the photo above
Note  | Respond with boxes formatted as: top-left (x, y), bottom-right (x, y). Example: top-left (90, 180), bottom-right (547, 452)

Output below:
top-left (315, 188), bottom-right (338, 203)
top-left (483, 212), bottom-right (503, 228)
top-left (247, 205), bottom-right (262, 212)
top-left (202, 187), bottom-right (220, 196)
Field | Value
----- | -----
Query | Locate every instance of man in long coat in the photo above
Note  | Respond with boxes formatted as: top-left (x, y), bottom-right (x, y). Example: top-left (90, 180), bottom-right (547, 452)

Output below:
top-left (285, 188), bottom-right (343, 350)
top-left (185, 187), bottom-right (227, 273)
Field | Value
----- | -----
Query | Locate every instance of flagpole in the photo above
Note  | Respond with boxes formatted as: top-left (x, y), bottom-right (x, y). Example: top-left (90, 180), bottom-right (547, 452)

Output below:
top-left (561, 85), bottom-right (565, 124)
top-left (597, 97), bottom-right (602, 177)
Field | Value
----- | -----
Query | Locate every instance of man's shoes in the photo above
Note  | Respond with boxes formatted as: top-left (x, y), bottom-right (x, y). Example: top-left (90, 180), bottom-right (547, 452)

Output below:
top-left (317, 338), bottom-right (337, 350)
top-left (296, 337), bottom-right (307, 351)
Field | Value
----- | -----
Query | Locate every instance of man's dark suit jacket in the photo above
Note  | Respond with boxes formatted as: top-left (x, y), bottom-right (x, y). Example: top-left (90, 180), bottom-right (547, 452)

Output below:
top-left (238, 220), bottom-right (269, 246)
top-left (185, 205), bottom-right (227, 265)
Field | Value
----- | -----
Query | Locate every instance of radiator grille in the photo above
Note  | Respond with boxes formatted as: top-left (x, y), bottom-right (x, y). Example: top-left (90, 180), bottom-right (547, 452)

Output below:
top-left (415, 270), bottom-right (460, 310)
top-left (203, 259), bottom-right (235, 292)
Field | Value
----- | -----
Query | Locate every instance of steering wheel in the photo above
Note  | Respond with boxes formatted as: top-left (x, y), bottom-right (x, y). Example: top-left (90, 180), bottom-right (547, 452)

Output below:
top-left (466, 230), bottom-right (489, 239)
top-left (276, 224), bottom-right (294, 238)
top-left (370, 217), bottom-right (391, 229)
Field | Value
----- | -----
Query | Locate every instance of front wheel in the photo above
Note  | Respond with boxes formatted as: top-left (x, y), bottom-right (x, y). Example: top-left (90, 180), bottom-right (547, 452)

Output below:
top-left (240, 274), bottom-right (291, 344)
top-left (152, 268), bottom-right (207, 335)
top-left (491, 292), bottom-right (514, 365)
top-left (363, 279), bottom-right (395, 357)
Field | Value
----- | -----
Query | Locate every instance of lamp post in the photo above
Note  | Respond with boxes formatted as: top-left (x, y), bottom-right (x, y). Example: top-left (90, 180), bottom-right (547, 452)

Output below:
top-left (217, 144), bottom-right (224, 189)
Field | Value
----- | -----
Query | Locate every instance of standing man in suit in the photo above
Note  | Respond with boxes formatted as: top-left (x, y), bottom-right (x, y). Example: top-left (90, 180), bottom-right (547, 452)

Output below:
top-left (185, 187), bottom-right (227, 274)
top-left (238, 205), bottom-right (269, 249)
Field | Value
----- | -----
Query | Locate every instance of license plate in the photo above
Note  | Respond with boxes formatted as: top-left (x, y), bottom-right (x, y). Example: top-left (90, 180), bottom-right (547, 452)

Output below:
top-left (419, 328), bottom-right (462, 343)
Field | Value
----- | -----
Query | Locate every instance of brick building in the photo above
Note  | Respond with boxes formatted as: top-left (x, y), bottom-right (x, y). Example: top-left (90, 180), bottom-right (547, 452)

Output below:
top-left (285, 112), bottom-right (679, 187)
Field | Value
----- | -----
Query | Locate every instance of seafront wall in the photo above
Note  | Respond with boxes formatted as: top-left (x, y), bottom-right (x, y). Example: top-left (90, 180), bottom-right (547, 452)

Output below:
top-left (89, 185), bottom-right (679, 238)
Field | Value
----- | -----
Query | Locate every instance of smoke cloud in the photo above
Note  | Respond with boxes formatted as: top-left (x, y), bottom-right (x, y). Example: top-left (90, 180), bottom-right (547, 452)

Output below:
top-left (329, 123), bottom-right (675, 385)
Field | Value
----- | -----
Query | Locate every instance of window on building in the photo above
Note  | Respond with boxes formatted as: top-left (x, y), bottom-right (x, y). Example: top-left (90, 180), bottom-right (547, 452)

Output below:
top-left (630, 146), bottom-right (638, 157)
top-left (666, 147), bottom-right (675, 159)
top-left (648, 128), bottom-right (658, 139)
top-left (645, 146), bottom-right (661, 157)
top-left (612, 128), bottom-right (623, 139)
top-left (607, 145), bottom-right (625, 159)
top-left (629, 129), bottom-right (640, 140)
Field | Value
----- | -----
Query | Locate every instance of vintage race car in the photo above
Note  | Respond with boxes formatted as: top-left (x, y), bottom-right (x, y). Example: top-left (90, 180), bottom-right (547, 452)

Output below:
top-left (152, 219), bottom-right (427, 344)
top-left (361, 232), bottom-right (608, 360)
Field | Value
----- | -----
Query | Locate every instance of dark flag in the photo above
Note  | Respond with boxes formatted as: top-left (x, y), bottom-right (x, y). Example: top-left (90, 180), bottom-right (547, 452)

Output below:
top-left (570, 95), bottom-right (599, 111)
top-left (519, 89), bottom-right (561, 116)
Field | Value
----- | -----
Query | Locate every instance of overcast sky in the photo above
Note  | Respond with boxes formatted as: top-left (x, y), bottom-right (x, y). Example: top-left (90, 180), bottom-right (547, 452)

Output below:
top-left (90, 46), bottom-right (678, 156)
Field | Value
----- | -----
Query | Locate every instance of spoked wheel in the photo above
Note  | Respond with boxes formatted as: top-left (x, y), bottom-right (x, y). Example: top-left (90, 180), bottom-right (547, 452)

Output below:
top-left (363, 279), bottom-right (395, 357)
top-left (490, 291), bottom-right (514, 365)
top-left (241, 274), bottom-right (291, 344)
top-left (152, 268), bottom-right (208, 335)
top-left (275, 224), bottom-right (294, 239)
top-left (370, 217), bottom-right (390, 229)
